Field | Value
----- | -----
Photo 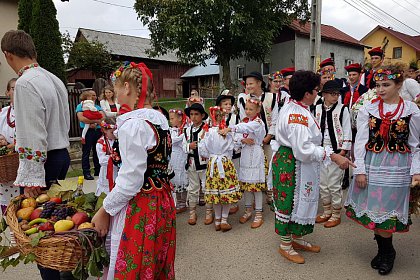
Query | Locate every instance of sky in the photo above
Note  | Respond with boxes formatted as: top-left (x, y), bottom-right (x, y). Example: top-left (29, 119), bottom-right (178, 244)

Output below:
top-left (54, 0), bottom-right (420, 41)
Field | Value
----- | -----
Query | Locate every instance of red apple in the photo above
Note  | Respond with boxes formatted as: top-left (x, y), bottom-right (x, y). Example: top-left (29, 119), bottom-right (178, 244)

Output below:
top-left (71, 212), bottom-right (89, 225)
top-left (30, 208), bottom-right (43, 221)
top-left (38, 222), bottom-right (54, 231)
top-left (49, 197), bottom-right (62, 204)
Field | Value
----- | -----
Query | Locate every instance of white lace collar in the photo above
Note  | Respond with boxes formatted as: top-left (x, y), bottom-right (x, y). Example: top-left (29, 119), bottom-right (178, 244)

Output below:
top-left (117, 108), bottom-right (169, 130)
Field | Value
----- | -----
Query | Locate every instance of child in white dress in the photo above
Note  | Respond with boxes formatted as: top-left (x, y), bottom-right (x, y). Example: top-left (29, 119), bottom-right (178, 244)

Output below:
top-left (220, 97), bottom-right (266, 229)
top-left (169, 109), bottom-right (189, 213)
top-left (95, 120), bottom-right (118, 196)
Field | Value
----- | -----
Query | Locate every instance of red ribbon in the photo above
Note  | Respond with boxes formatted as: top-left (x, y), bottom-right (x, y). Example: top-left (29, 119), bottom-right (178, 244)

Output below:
top-left (129, 62), bottom-right (153, 109)
top-left (374, 97), bottom-right (404, 144)
top-left (107, 157), bottom-right (115, 192)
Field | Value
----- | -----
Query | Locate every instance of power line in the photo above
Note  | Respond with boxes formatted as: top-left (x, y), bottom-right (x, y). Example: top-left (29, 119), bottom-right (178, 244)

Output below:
top-left (361, 0), bottom-right (420, 34)
top-left (352, 0), bottom-right (401, 30)
top-left (342, 0), bottom-right (384, 26)
top-left (400, 0), bottom-right (420, 11)
top-left (90, 0), bottom-right (133, 9)
top-left (390, 0), bottom-right (420, 19)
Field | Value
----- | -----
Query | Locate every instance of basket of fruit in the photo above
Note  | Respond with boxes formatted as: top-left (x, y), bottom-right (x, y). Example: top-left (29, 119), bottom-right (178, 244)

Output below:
top-left (0, 146), bottom-right (19, 183)
top-left (3, 186), bottom-right (108, 278)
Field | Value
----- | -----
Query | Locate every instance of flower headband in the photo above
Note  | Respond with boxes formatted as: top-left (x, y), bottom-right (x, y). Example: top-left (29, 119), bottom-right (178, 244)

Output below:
top-left (374, 69), bottom-right (401, 81)
top-left (247, 98), bottom-right (262, 107)
top-left (318, 69), bottom-right (336, 76)
top-left (110, 61), bottom-right (153, 109)
top-left (169, 109), bottom-right (184, 115)
top-left (100, 121), bottom-right (117, 130)
top-left (169, 109), bottom-right (187, 134)
top-left (269, 71), bottom-right (282, 80)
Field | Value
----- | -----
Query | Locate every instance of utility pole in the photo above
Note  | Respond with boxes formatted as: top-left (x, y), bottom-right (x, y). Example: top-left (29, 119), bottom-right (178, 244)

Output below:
top-left (309, 0), bottom-right (322, 72)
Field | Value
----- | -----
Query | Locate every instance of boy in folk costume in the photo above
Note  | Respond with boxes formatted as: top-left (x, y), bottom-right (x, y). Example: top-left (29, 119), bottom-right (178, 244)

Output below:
top-left (183, 103), bottom-right (211, 225)
top-left (216, 93), bottom-right (241, 214)
top-left (272, 70), bottom-right (352, 264)
top-left (95, 120), bottom-right (118, 196)
top-left (341, 63), bottom-right (368, 109)
top-left (169, 109), bottom-right (189, 213)
top-left (221, 97), bottom-right (267, 229)
top-left (314, 80), bottom-right (352, 228)
top-left (279, 67), bottom-right (295, 96)
top-left (362, 47), bottom-right (385, 90)
top-left (199, 106), bottom-right (242, 231)
top-left (237, 71), bottom-right (278, 206)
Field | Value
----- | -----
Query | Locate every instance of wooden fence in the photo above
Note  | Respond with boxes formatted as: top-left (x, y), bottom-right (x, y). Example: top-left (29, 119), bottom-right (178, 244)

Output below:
top-left (68, 89), bottom-right (82, 138)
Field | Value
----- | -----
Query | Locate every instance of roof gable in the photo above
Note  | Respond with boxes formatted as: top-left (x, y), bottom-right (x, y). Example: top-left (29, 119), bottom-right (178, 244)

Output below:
top-left (362, 26), bottom-right (420, 52)
top-left (75, 28), bottom-right (180, 63)
top-left (289, 20), bottom-right (363, 47)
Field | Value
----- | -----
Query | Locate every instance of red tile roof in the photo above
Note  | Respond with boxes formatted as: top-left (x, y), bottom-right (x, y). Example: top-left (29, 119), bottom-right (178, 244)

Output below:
top-left (289, 20), bottom-right (364, 47)
top-left (370, 26), bottom-right (420, 52)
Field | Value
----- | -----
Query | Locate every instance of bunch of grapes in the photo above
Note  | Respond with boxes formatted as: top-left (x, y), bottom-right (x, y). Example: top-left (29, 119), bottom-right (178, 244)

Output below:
top-left (0, 146), bottom-right (8, 156)
top-left (52, 206), bottom-right (77, 220)
top-left (40, 201), bottom-right (57, 218)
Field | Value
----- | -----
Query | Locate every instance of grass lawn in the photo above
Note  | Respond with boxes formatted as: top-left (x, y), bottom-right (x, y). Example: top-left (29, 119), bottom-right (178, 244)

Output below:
top-left (158, 97), bottom-right (216, 112)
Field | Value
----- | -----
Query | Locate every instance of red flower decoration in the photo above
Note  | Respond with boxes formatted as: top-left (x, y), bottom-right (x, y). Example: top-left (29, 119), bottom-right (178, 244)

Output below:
top-left (280, 173), bottom-right (288, 182)
top-left (288, 154), bottom-right (293, 160)
top-left (281, 191), bottom-right (287, 198)
top-left (27, 155), bottom-right (33, 160)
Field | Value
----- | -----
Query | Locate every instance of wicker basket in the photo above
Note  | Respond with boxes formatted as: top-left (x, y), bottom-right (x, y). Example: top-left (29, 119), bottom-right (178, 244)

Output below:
top-left (0, 152), bottom-right (19, 183)
top-left (5, 198), bottom-right (88, 271)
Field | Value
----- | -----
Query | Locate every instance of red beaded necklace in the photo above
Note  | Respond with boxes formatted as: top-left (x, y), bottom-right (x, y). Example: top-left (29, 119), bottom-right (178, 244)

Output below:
top-left (377, 97), bottom-right (404, 143)
top-left (6, 107), bottom-right (15, 128)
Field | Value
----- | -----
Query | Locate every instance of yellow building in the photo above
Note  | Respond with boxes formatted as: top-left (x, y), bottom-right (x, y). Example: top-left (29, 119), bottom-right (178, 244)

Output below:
top-left (0, 0), bottom-right (19, 97)
top-left (361, 25), bottom-right (420, 68)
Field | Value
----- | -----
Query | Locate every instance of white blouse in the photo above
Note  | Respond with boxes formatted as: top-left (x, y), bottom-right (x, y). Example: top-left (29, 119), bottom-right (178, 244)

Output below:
top-left (100, 99), bottom-right (120, 118)
top-left (353, 100), bottom-right (420, 175)
top-left (0, 106), bottom-right (15, 144)
top-left (275, 101), bottom-right (332, 164)
top-left (103, 108), bottom-right (169, 216)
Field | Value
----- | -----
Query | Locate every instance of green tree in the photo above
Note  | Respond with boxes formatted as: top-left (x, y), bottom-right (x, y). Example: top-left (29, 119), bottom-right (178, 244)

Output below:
top-left (134, 0), bottom-right (309, 90)
top-left (30, 0), bottom-right (66, 82)
top-left (17, 0), bottom-right (33, 33)
top-left (65, 37), bottom-right (118, 78)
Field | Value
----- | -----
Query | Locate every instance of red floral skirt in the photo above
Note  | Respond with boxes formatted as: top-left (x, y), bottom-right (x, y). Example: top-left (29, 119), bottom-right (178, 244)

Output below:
top-left (114, 188), bottom-right (176, 280)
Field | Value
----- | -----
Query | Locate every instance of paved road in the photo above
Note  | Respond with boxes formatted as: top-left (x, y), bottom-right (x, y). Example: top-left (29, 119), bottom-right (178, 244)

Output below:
top-left (2, 178), bottom-right (420, 280)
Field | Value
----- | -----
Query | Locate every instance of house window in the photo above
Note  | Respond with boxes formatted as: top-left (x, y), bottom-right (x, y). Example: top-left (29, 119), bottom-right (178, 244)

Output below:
top-left (345, 59), bottom-right (353, 66)
top-left (393, 47), bottom-right (402, 59)
top-left (237, 66), bottom-right (245, 80)
top-left (261, 62), bottom-right (270, 76)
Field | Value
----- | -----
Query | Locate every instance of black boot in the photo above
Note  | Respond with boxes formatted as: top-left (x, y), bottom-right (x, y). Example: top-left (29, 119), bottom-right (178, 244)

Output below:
top-left (378, 236), bottom-right (396, 276)
top-left (371, 234), bottom-right (383, 269)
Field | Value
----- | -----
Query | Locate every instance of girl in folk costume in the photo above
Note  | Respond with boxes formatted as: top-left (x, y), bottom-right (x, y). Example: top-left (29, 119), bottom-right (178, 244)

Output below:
top-left (221, 97), bottom-right (267, 229)
top-left (200, 106), bottom-right (242, 231)
top-left (345, 65), bottom-right (420, 275)
top-left (314, 80), bottom-right (352, 228)
top-left (95, 119), bottom-right (118, 196)
top-left (0, 78), bottom-right (18, 258)
top-left (168, 108), bottom-right (189, 213)
top-left (216, 93), bottom-right (241, 214)
top-left (272, 71), bottom-right (352, 264)
top-left (92, 62), bottom-right (176, 280)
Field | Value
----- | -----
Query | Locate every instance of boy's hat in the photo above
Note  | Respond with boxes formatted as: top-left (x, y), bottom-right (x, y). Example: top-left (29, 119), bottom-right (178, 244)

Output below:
top-left (368, 47), bottom-right (384, 57)
top-left (321, 80), bottom-right (341, 93)
top-left (184, 103), bottom-right (208, 120)
top-left (344, 63), bottom-right (362, 73)
top-left (319, 58), bottom-right (335, 68)
top-left (243, 71), bottom-right (266, 89)
top-left (215, 94), bottom-right (235, 107)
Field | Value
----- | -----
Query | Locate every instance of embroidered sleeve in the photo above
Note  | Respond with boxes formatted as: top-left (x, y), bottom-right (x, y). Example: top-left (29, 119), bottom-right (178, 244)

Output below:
top-left (288, 114), bottom-right (309, 127)
top-left (341, 107), bottom-right (353, 151)
top-left (103, 120), bottom-right (149, 216)
top-left (182, 129), bottom-right (192, 154)
top-left (353, 105), bottom-right (370, 175)
top-left (197, 132), bottom-right (210, 159)
top-left (13, 83), bottom-right (48, 188)
top-left (408, 106), bottom-right (420, 175)
top-left (96, 141), bottom-right (109, 167)
top-left (234, 119), bottom-right (263, 134)
top-left (268, 101), bottom-right (279, 136)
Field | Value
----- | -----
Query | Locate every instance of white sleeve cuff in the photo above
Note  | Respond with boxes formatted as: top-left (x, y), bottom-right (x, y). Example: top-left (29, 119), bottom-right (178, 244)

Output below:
top-left (322, 146), bottom-right (334, 167)
top-left (353, 159), bottom-right (366, 175)
top-left (14, 159), bottom-right (46, 188)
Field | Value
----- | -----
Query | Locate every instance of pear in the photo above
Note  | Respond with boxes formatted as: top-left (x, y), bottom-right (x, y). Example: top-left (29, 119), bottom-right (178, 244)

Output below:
top-left (54, 220), bottom-right (74, 232)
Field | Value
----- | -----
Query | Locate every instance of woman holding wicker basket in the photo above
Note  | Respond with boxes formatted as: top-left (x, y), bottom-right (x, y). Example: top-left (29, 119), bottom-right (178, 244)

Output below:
top-left (92, 61), bottom-right (176, 280)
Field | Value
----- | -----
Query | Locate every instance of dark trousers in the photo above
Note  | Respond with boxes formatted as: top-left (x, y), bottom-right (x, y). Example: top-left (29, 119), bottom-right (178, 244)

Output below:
top-left (81, 128), bottom-right (101, 175)
top-left (37, 148), bottom-right (71, 279)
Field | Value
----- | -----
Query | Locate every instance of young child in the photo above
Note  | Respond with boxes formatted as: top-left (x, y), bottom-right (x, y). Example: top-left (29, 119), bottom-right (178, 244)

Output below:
top-left (199, 106), bottom-right (241, 231)
top-left (95, 119), bottom-right (118, 196)
top-left (169, 108), bottom-right (189, 213)
top-left (345, 65), bottom-right (420, 275)
top-left (80, 90), bottom-right (104, 144)
top-left (92, 61), bottom-right (175, 279)
top-left (216, 93), bottom-right (241, 214)
top-left (221, 97), bottom-right (266, 229)
top-left (314, 80), bottom-right (352, 228)
top-left (183, 103), bottom-right (210, 225)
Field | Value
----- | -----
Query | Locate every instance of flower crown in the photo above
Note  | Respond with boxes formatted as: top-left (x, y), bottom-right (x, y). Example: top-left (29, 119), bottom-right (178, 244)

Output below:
top-left (318, 69), bottom-right (336, 76)
top-left (247, 98), bottom-right (262, 107)
top-left (100, 121), bottom-right (117, 130)
top-left (169, 109), bottom-right (184, 115)
top-left (269, 71), bottom-right (282, 80)
top-left (374, 69), bottom-right (401, 81)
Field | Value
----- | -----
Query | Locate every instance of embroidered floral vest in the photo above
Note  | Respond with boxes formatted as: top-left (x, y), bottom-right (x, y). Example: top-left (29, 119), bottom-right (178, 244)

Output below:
top-left (366, 114), bottom-right (411, 153)
top-left (142, 121), bottom-right (172, 193)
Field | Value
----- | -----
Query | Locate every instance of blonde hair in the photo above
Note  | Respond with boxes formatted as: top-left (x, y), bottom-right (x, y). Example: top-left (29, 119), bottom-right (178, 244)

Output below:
top-left (100, 85), bottom-right (116, 102)
top-left (115, 67), bottom-right (154, 104)
top-left (80, 90), bottom-right (93, 101)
